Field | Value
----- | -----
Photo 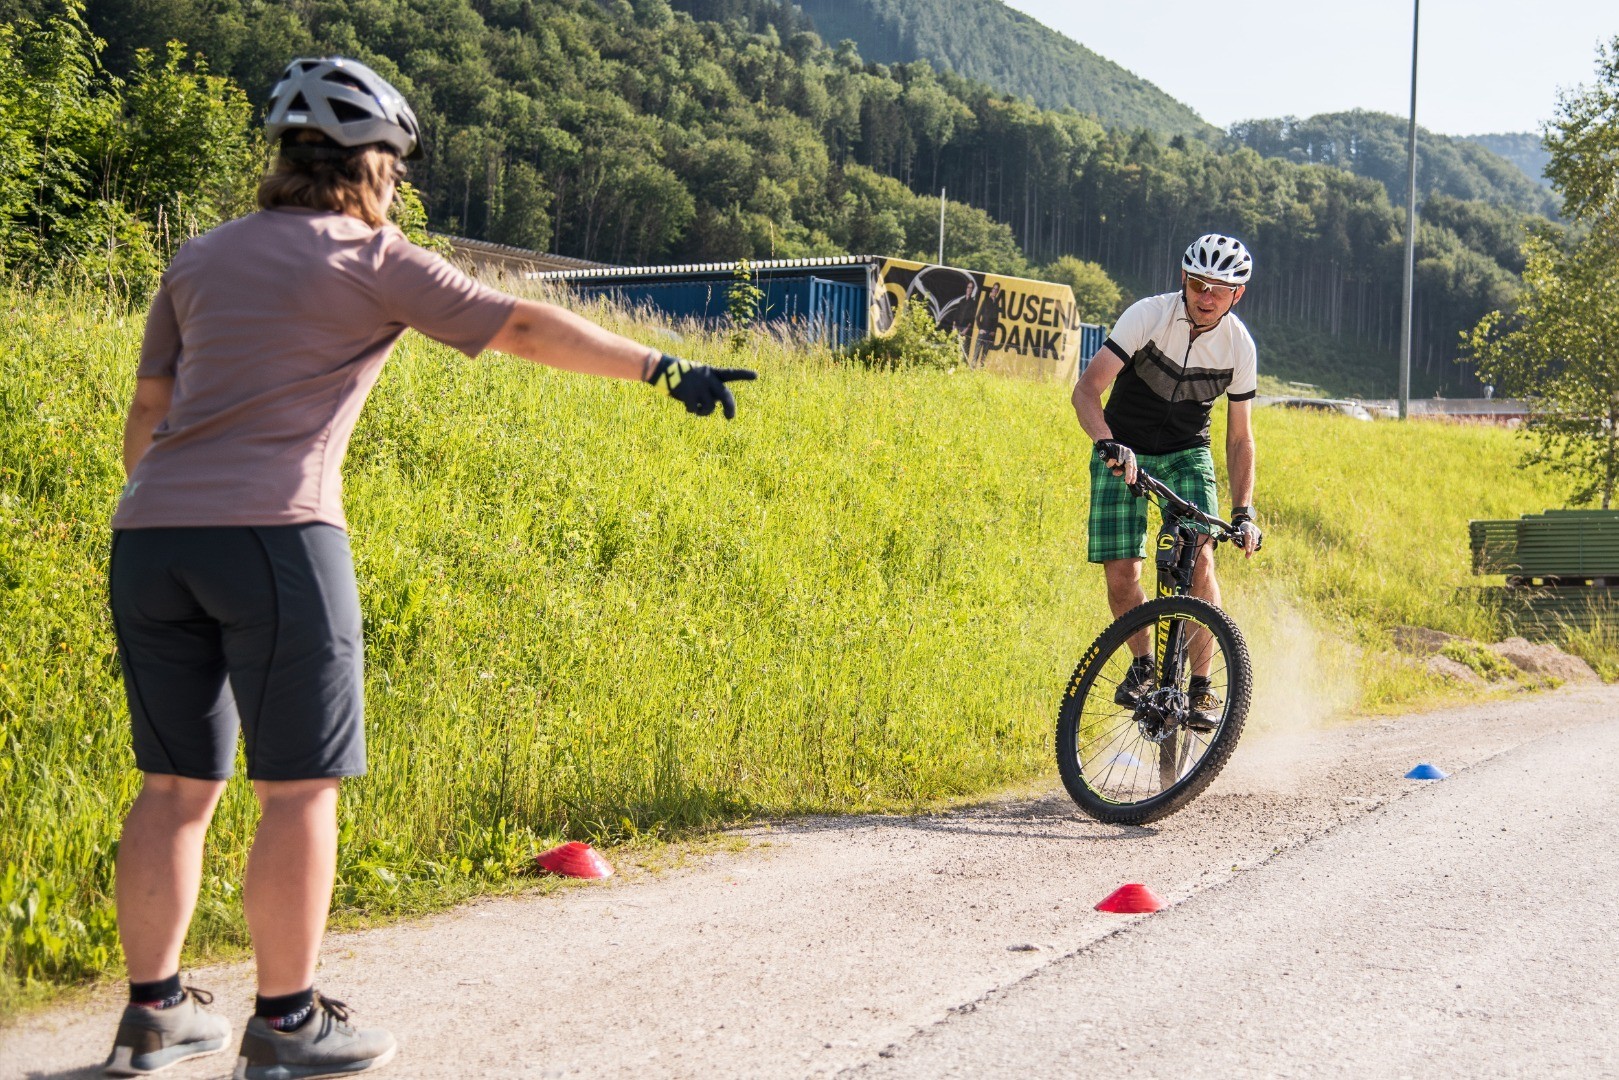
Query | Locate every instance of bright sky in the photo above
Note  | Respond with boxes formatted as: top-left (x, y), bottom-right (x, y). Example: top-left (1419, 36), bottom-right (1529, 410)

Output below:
top-left (1000, 0), bottom-right (1617, 136)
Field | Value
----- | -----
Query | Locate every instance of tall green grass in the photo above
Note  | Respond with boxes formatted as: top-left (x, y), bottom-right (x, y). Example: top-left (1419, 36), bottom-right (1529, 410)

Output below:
top-left (0, 285), bottom-right (1584, 1015)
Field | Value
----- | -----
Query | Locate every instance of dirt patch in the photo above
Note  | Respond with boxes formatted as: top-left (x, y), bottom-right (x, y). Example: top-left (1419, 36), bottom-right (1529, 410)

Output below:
top-left (1425, 654), bottom-right (1486, 687)
top-left (1489, 636), bottom-right (1600, 684)
top-left (1393, 625), bottom-right (1458, 656)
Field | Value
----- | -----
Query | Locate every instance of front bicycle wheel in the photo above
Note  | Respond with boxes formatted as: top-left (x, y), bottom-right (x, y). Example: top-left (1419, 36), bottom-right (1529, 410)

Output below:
top-left (1056, 595), bottom-right (1251, 825)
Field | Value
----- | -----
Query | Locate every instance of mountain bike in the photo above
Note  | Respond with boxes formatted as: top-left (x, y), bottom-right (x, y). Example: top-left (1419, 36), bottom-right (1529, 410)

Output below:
top-left (1056, 467), bottom-right (1255, 825)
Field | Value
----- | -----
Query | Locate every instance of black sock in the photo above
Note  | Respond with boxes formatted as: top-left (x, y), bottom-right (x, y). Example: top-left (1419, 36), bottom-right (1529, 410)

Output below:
top-left (1189, 675), bottom-right (1212, 692)
top-left (256, 988), bottom-right (316, 1031)
top-left (130, 974), bottom-right (184, 1009)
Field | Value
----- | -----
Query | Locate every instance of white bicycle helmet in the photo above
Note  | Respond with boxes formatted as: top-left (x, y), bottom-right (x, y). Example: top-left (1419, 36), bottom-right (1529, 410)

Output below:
top-left (265, 57), bottom-right (422, 160)
top-left (1182, 234), bottom-right (1253, 284)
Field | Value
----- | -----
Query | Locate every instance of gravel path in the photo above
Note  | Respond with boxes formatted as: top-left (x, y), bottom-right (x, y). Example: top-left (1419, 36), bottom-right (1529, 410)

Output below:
top-left (5, 686), bottom-right (1615, 1079)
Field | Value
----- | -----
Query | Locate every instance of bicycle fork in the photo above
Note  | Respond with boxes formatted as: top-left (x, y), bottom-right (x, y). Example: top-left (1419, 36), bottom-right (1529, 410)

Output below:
top-left (1152, 520), bottom-right (1201, 673)
top-left (1151, 520), bottom-right (1203, 789)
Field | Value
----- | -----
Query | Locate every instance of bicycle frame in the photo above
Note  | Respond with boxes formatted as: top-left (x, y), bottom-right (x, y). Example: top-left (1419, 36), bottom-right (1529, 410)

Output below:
top-left (1153, 518), bottom-right (1204, 598)
top-left (1151, 516), bottom-right (1205, 690)
top-left (1136, 472), bottom-right (1232, 692)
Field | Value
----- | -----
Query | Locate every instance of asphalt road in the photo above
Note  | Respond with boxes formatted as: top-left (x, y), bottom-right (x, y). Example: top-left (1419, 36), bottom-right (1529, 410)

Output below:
top-left (5, 686), bottom-right (1616, 1079)
top-left (857, 702), bottom-right (1619, 1078)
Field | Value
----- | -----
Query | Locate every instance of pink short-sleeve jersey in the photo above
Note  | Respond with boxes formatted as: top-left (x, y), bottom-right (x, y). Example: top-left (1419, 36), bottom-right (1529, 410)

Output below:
top-left (112, 208), bottom-right (517, 530)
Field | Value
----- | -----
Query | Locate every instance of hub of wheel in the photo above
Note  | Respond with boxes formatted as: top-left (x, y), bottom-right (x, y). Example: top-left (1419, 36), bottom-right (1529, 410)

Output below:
top-left (1133, 686), bottom-right (1189, 743)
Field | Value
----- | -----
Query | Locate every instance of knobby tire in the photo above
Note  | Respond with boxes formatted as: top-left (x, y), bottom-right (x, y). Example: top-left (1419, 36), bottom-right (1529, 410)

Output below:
top-left (1055, 595), bottom-right (1252, 825)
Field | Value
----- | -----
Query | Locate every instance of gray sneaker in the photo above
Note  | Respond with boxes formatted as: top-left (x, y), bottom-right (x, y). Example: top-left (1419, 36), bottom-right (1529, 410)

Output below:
top-left (232, 993), bottom-right (396, 1080)
top-left (104, 987), bottom-right (231, 1076)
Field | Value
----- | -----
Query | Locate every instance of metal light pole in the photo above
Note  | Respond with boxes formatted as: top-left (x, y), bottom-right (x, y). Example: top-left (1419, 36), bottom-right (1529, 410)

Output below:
top-left (938, 188), bottom-right (947, 265)
top-left (1399, 0), bottom-right (1420, 420)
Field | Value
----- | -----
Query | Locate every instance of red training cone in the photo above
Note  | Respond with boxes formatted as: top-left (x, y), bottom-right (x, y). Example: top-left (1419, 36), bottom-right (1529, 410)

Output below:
top-left (1095, 883), bottom-right (1164, 913)
top-left (534, 841), bottom-right (613, 880)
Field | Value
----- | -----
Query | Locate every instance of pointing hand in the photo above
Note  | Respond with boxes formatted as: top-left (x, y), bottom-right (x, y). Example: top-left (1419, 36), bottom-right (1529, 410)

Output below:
top-left (647, 354), bottom-right (758, 420)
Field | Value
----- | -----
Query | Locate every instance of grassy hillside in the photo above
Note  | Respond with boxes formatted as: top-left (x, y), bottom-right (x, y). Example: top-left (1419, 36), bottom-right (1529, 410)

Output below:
top-left (0, 284), bottom-right (1588, 1014)
top-left (1249, 322), bottom-right (1400, 399)
top-left (787, 0), bottom-right (1215, 137)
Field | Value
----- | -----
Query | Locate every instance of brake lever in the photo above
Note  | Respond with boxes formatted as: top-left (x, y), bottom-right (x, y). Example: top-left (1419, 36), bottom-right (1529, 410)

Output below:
top-left (1127, 473), bottom-right (1164, 501)
top-left (1217, 525), bottom-right (1263, 552)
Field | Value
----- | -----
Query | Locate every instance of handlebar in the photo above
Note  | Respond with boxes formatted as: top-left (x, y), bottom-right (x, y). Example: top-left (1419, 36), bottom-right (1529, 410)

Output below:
top-left (1125, 468), bottom-right (1241, 545)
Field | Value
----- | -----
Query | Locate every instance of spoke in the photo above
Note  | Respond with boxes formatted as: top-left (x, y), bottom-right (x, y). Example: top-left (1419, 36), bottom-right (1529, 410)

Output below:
top-left (1079, 714), bottom-right (1143, 772)
top-left (1081, 713), bottom-right (1152, 795)
top-left (1080, 688), bottom-right (1134, 727)
top-left (1083, 707), bottom-right (1135, 736)
top-left (1091, 669), bottom-right (1129, 690)
top-left (1078, 708), bottom-right (1137, 753)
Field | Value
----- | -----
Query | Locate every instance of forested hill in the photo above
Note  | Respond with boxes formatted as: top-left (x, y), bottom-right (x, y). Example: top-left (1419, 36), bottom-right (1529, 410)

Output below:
top-left (1228, 112), bottom-right (1560, 218)
top-left (771, 0), bottom-right (1215, 138)
top-left (694, 2), bottom-right (1548, 219)
top-left (1462, 133), bottom-right (1553, 190)
top-left (6, 0), bottom-right (1561, 395)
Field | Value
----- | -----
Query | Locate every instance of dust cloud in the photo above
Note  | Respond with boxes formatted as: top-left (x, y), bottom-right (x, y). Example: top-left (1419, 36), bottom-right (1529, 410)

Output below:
top-left (1220, 583), bottom-right (1360, 794)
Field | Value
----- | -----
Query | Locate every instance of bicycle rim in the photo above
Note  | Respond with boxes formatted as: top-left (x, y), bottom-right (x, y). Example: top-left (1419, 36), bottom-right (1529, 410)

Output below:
top-left (1056, 596), bottom-right (1251, 825)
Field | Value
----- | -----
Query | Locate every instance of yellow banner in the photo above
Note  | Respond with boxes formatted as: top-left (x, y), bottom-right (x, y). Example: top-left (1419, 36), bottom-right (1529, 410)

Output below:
top-left (871, 258), bottom-right (1085, 381)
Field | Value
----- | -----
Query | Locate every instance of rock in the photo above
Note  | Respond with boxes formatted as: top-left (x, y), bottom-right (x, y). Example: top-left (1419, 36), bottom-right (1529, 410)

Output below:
top-left (1426, 654), bottom-right (1486, 687)
top-left (1394, 626), bottom-right (1459, 656)
top-left (1488, 637), bottom-right (1600, 684)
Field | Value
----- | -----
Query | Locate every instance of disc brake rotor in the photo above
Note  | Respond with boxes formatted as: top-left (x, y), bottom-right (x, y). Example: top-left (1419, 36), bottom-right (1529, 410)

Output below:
top-left (1134, 686), bottom-right (1189, 743)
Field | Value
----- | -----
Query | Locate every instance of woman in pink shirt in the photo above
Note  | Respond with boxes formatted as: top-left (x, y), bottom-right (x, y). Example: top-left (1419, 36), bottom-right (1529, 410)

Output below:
top-left (102, 57), bottom-right (754, 1079)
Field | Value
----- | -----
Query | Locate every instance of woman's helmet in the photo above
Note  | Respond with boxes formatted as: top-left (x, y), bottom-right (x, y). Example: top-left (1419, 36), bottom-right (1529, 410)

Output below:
top-left (264, 57), bottom-right (422, 160)
top-left (1182, 234), bottom-right (1253, 284)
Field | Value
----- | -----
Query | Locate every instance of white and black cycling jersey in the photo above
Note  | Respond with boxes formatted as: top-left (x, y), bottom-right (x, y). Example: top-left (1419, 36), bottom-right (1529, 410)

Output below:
top-left (1100, 292), bottom-right (1257, 455)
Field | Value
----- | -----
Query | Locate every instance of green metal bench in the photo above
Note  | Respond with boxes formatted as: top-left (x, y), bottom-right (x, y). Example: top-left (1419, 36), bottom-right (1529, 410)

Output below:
top-left (1468, 510), bottom-right (1619, 635)
top-left (1469, 510), bottom-right (1619, 582)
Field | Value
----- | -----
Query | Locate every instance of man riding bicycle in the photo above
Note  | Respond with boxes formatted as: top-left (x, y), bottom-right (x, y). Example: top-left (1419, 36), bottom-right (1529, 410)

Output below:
top-left (1071, 234), bottom-right (1264, 722)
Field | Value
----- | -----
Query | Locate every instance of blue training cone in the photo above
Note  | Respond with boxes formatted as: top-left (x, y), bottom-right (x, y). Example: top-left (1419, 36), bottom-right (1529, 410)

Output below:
top-left (1405, 762), bottom-right (1448, 780)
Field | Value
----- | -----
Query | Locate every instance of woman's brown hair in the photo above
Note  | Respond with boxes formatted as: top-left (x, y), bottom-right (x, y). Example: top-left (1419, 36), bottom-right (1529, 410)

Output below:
top-left (257, 132), bottom-right (401, 228)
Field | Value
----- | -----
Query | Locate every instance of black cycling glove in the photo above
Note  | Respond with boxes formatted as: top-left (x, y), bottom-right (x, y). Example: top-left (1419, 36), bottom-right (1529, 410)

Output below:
top-left (647, 354), bottom-right (758, 419)
top-left (1094, 439), bottom-right (1136, 476)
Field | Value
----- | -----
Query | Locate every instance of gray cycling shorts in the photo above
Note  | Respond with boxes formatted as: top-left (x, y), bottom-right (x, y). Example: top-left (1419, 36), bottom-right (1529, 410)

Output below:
top-left (109, 524), bottom-right (366, 781)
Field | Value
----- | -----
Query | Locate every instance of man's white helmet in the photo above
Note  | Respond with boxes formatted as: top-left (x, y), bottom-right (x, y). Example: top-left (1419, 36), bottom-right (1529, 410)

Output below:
top-left (1182, 234), bottom-right (1253, 284)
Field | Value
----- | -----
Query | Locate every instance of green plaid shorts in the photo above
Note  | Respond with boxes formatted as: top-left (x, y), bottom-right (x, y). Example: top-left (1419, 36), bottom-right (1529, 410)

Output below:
top-left (1088, 446), bottom-right (1219, 563)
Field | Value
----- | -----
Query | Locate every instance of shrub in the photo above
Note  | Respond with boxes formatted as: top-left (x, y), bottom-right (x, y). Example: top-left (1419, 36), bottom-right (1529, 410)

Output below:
top-left (846, 295), bottom-right (960, 370)
top-left (1038, 255), bottom-right (1124, 324)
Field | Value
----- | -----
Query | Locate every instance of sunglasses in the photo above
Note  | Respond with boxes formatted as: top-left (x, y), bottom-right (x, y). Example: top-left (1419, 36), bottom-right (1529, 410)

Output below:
top-left (1185, 274), bottom-right (1239, 296)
